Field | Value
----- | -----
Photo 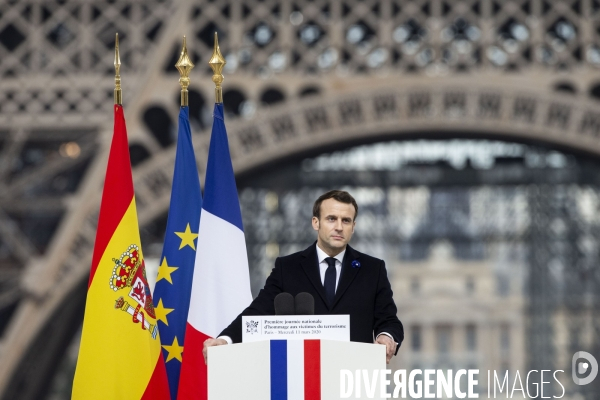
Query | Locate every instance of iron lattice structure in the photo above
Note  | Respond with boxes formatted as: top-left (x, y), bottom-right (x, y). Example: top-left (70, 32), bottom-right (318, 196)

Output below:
top-left (0, 1), bottom-right (600, 399)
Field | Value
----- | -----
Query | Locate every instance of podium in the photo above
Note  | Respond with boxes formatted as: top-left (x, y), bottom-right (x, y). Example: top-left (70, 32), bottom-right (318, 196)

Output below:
top-left (208, 339), bottom-right (386, 399)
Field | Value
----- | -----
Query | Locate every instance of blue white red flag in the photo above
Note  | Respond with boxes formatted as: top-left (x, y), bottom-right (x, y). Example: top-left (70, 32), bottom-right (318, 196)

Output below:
top-left (153, 106), bottom-right (202, 400)
top-left (269, 340), bottom-right (322, 400)
top-left (177, 103), bottom-right (253, 400)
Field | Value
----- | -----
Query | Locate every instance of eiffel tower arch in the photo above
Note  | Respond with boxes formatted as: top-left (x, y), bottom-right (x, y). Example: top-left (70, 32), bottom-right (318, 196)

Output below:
top-left (0, 1), bottom-right (600, 399)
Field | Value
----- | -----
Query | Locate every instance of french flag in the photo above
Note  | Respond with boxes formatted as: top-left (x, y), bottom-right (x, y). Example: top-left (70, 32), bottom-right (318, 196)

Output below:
top-left (270, 340), bottom-right (322, 400)
top-left (177, 103), bottom-right (253, 400)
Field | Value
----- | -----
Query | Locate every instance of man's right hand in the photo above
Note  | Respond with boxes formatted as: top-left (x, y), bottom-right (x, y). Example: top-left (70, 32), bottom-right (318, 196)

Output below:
top-left (203, 338), bottom-right (228, 365)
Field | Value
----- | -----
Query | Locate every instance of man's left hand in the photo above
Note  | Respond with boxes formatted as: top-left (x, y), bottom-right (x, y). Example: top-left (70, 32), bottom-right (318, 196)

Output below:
top-left (375, 335), bottom-right (396, 364)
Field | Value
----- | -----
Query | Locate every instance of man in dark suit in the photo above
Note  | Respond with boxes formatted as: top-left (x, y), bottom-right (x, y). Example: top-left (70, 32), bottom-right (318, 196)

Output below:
top-left (203, 190), bottom-right (403, 363)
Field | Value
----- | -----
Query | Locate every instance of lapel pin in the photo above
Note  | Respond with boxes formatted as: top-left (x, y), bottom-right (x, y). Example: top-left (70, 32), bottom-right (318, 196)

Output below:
top-left (351, 260), bottom-right (361, 269)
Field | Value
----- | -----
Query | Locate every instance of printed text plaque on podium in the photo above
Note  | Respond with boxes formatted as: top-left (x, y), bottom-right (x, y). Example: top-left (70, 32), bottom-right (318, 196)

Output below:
top-left (242, 315), bottom-right (350, 342)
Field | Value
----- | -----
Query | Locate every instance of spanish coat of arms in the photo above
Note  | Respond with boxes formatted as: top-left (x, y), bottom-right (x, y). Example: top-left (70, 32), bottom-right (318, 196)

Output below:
top-left (110, 244), bottom-right (158, 339)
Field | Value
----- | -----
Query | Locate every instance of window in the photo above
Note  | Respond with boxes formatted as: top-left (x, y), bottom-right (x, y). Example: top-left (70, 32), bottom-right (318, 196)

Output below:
top-left (466, 276), bottom-right (475, 295)
top-left (497, 274), bottom-right (510, 296)
top-left (411, 325), bottom-right (422, 352)
top-left (436, 325), bottom-right (452, 354)
top-left (500, 324), bottom-right (510, 352)
top-left (411, 277), bottom-right (420, 294)
top-left (466, 324), bottom-right (477, 351)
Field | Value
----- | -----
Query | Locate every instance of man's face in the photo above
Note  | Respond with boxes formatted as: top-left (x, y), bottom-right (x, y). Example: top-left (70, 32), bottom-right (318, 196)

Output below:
top-left (312, 198), bottom-right (356, 256)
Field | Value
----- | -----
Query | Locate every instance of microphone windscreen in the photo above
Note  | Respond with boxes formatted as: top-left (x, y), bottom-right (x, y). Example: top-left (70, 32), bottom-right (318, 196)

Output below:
top-left (295, 292), bottom-right (315, 315)
top-left (274, 292), bottom-right (295, 315)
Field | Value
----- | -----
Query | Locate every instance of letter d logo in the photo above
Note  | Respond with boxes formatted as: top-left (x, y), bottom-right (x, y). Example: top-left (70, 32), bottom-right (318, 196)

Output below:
top-left (572, 351), bottom-right (598, 385)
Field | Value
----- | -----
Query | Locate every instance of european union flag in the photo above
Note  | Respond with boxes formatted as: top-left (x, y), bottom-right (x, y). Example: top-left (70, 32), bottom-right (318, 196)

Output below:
top-left (153, 106), bottom-right (201, 400)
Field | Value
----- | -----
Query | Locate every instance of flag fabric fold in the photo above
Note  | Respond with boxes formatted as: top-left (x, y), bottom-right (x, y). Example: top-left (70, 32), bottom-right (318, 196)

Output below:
top-left (72, 104), bottom-right (170, 400)
top-left (177, 103), bottom-right (253, 400)
top-left (153, 106), bottom-right (202, 400)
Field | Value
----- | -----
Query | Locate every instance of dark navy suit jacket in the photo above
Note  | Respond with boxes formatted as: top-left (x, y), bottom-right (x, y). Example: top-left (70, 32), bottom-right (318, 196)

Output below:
top-left (220, 243), bottom-right (404, 353)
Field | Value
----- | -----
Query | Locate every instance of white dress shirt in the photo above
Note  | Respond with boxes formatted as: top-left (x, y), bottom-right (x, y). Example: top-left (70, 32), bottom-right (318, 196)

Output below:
top-left (315, 244), bottom-right (344, 291)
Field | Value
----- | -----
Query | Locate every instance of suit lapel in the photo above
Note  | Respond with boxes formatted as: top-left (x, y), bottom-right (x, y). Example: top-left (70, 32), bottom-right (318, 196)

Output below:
top-left (300, 244), bottom-right (328, 307)
top-left (332, 245), bottom-right (361, 308)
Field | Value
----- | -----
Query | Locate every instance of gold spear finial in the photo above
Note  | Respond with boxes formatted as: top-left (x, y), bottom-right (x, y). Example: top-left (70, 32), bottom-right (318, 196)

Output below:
top-left (114, 33), bottom-right (122, 105)
top-left (208, 32), bottom-right (226, 103)
top-left (175, 35), bottom-right (194, 107)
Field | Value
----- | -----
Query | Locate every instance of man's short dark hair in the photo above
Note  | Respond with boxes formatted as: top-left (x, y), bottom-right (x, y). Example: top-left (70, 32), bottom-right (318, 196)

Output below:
top-left (312, 190), bottom-right (358, 220)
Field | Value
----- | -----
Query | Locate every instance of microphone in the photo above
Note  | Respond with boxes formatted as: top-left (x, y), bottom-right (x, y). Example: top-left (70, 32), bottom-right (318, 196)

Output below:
top-left (274, 292), bottom-right (295, 315)
top-left (295, 292), bottom-right (315, 315)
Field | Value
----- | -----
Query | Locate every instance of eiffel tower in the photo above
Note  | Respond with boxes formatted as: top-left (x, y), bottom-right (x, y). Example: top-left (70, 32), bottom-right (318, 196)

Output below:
top-left (1, 1), bottom-right (600, 399)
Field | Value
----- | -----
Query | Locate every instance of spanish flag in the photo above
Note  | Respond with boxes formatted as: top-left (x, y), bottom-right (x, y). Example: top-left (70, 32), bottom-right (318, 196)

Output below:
top-left (72, 104), bottom-right (170, 399)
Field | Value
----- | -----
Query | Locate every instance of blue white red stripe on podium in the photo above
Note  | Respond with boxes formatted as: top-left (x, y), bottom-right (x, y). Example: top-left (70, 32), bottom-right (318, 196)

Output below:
top-left (270, 341), bottom-right (287, 399)
top-left (269, 340), bottom-right (321, 400)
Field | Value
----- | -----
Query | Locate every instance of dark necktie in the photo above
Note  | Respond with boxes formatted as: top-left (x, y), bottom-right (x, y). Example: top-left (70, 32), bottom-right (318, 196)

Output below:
top-left (324, 257), bottom-right (337, 305)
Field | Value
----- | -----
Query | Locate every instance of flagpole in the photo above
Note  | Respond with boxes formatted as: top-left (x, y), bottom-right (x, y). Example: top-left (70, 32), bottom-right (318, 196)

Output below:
top-left (73, 32), bottom-right (171, 400)
top-left (208, 32), bottom-right (226, 104)
top-left (178, 29), bottom-right (252, 400)
top-left (175, 36), bottom-right (194, 107)
top-left (114, 33), bottom-right (122, 106)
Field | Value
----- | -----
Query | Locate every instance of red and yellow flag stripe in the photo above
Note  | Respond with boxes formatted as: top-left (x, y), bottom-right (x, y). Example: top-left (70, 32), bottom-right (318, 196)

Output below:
top-left (73, 105), bottom-right (170, 400)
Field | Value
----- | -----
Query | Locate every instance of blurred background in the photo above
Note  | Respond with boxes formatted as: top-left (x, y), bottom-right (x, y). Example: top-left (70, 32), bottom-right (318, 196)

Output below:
top-left (0, 0), bottom-right (600, 399)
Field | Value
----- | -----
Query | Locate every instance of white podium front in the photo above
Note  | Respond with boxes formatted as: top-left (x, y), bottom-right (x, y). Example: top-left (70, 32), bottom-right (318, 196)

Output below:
top-left (208, 339), bottom-right (386, 400)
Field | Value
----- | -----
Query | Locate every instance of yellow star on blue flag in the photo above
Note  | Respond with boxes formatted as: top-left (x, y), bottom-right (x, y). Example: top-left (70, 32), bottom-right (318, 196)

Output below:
top-left (175, 223), bottom-right (198, 250)
top-left (156, 257), bottom-right (178, 284)
top-left (162, 336), bottom-right (184, 363)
